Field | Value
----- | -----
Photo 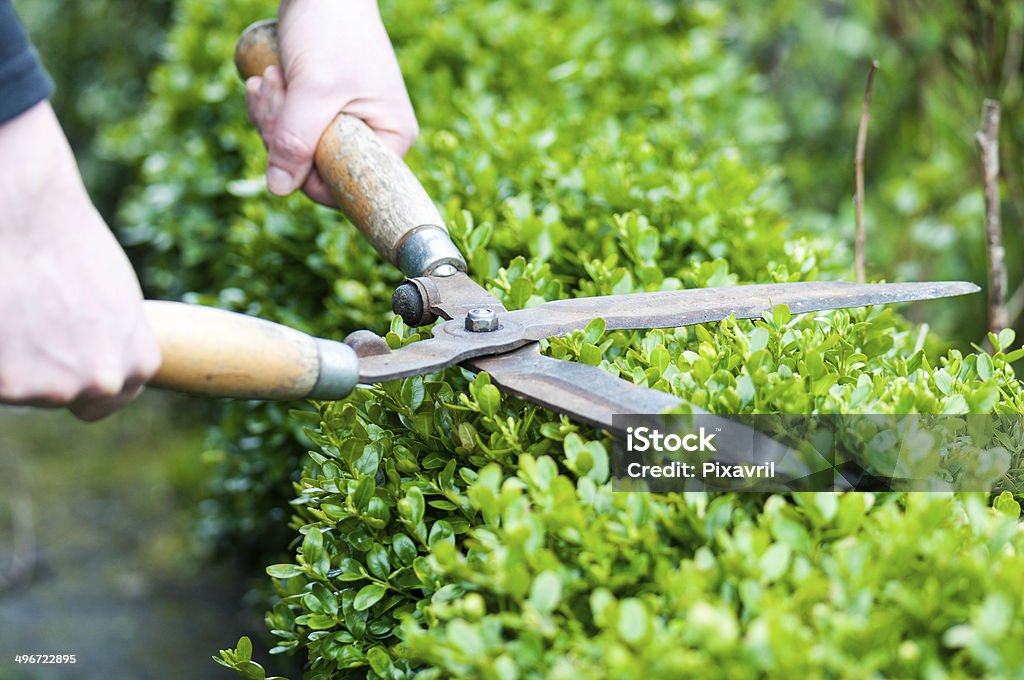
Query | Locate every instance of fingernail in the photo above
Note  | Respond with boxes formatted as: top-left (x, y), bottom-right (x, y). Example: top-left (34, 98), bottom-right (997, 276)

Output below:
top-left (267, 165), bottom-right (294, 195)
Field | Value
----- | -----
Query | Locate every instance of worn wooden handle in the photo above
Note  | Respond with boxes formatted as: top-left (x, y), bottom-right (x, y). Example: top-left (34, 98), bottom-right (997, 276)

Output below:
top-left (235, 19), bottom-right (464, 277)
top-left (144, 300), bottom-right (359, 400)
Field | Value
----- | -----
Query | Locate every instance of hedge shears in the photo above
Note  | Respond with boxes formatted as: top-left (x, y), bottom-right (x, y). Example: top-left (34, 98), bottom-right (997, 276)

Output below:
top-left (143, 20), bottom-right (978, 434)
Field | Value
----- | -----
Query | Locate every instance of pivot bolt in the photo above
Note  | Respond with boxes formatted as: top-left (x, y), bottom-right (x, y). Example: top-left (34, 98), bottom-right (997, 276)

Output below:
top-left (392, 282), bottom-right (437, 327)
top-left (465, 308), bottom-right (499, 332)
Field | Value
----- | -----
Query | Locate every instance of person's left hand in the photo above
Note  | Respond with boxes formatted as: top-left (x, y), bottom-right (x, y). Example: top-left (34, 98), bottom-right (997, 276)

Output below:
top-left (244, 0), bottom-right (419, 206)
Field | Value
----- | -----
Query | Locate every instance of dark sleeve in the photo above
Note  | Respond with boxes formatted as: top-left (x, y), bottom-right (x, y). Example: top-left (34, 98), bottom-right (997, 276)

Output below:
top-left (0, 0), bottom-right (53, 124)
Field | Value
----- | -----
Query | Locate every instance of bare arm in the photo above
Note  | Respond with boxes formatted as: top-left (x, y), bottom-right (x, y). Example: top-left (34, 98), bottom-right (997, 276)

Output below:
top-left (0, 101), bottom-right (161, 420)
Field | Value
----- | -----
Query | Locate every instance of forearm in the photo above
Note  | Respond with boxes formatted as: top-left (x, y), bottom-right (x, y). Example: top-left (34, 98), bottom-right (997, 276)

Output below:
top-left (0, 101), bottom-right (87, 237)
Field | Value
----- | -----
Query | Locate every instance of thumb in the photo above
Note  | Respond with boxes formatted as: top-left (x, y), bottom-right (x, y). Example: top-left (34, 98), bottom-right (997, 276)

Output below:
top-left (266, 81), bottom-right (342, 196)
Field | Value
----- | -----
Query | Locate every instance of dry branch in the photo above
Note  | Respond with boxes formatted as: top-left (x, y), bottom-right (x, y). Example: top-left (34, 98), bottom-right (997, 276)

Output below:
top-left (976, 98), bottom-right (1007, 332)
top-left (854, 60), bottom-right (879, 284)
top-left (1009, 284), bottom-right (1024, 328)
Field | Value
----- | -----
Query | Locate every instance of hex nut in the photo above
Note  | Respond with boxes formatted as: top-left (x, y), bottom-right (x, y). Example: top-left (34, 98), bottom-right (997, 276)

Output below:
top-left (465, 308), bottom-right (499, 332)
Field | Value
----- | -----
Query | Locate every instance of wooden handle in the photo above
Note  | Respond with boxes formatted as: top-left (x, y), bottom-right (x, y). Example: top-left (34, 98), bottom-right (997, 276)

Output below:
top-left (235, 19), bottom-right (465, 277)
top-left (144, 300), bottom-right (358, 400)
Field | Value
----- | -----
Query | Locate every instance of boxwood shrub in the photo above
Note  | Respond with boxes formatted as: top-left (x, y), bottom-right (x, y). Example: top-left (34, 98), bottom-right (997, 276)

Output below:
top-left (106, 0), bottom-right (1024, 677)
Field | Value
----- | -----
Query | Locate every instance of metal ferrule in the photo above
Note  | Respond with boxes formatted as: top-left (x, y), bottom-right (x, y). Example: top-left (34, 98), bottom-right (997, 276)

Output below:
top-left (396, 225), bottom-right (467, 277)
top-left (308, 339), bottom-right (360, 400)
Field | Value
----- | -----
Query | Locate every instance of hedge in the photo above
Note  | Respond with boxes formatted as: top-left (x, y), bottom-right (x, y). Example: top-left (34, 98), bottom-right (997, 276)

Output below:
top-left (105, 0), bottom-right (1024, 677)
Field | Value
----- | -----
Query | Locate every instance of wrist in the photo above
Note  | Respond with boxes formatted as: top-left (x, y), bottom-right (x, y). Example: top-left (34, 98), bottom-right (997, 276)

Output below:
top-left (0, 101), bottom-right (90, 234)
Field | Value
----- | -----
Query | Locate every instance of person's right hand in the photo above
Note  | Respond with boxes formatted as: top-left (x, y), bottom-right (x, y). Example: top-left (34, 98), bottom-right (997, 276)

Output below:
top-left (244, 0), bottom-right (419, 206)
top-left (0, 101), bottom-right (161, 421)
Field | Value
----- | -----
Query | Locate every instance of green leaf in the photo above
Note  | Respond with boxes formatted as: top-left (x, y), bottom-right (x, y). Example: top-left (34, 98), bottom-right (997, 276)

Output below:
top-left (447, 619), bottom-right (486, 657)
top-left (236, 636), bottom-right (253, 663)
top-left (392, 533), bottom-right (418, 566)
top-left (748, 327), bottom-right (769, 353)
top-left (933, 369), bottom-right (954, 395)
top-left (353, 476), bottom-right (375, 512)
top-left (773, 304), bottom-right (791, 327)
top-left (400, 377), bottom-right (426, 411)
top-left (367, 543), bottom-right (391, 579)
top-left (266, 564), bottom-right (304, 579)
top-left (353, 584), bottom-right (386, 611)
top-left (428, 520), bottom-right (455, 548)
top-left (994, 491), bottom-right (1021, 519)
top-left (305, 614), bottom-right (337, 630)
top-left (583, 317), bottom-right (606, 344)
top-left (759, 543), bottom-right (791, 581)
top-left (617, 598), bottom-right (650, 646)
top-left (477, 383), bottom-right (502, 417)
top-left (529, 571), bottom-right (562, 613)
top-left (998, 328), bottom-right (1015, 351)
top-left (232, 660), bottom-right (267, 680)
top-left (403, 486), bottom-right (425, 526)
top-left (302, 528), bottom-right (330, 577)
top-left (976, 353), bottom-right (993, 381)
top-left (367, 647), bottom-right (394, 675)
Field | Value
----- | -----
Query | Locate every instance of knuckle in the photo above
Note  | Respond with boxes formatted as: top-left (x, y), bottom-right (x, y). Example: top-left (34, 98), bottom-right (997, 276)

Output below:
top-left (80, 370), bottom-right (126, 400)
top-left (134, 345), bottom-right (163, 382)
top-left (0, 382), bottom-right (28, 404)
top-left (293, 70), bottom-right (340, 96)
top-left (270, 129), bottom-right (314, 163)
top-left (404, 118), bottom-right (420, 146)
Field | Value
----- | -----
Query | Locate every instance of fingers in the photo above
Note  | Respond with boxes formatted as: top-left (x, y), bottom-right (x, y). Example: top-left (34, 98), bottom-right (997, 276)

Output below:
top-left (264, 69), bottom-right (344, 197)
top-left (0, 313), bottom-right (162, 422)
top-left (246, 67), bottom-right (339, 205)
top-left (300, 171), bottom-right (335, 207)
top-left (68, 380), bottom-right (146, 422)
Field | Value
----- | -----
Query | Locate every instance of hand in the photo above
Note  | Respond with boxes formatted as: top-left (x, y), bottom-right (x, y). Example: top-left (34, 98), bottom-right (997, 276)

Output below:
top-left (0, 101), bottom-right (162, 421)
top-left (245, 0), bottom-right (419, 206)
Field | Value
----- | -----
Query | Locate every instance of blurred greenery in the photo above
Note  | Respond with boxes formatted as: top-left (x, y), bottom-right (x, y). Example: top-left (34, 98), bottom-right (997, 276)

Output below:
top-left (0, 395), bottom-right (291, 679)
top-left (724, 0), bottom-right (1024, 336)
top-left (13, 0), bottom-right (173, 219)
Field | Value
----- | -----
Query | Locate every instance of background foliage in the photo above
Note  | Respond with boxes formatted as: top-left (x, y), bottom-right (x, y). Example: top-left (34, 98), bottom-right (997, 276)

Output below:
top-left (724, 0), bottom-right (1024, 336)
top-left (27, 0), bottom-right (1024, 676)
top-left (14, 0), bottom-right (173, 218)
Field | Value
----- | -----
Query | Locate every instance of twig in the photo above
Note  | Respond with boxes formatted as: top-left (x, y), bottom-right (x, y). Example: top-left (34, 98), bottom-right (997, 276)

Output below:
top-left (854, 60), bottom-right (879, 284)
top-left (975, 98), bottom-right (1007, 333)
top-left (1008, 284), bottom-right (1024, 329)
top-left (913, 323), bottom-right (929, 354)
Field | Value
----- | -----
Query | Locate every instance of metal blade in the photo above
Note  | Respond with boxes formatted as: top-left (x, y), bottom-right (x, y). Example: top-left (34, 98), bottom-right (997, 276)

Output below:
top-left (467, 345), bottom-right (816, 488)
top-left (467, 344), bottom-right (683, 430)
top-left (358, 330), bottom-right (530, 383)
top-left (503, 280), bottom-right (980, 339)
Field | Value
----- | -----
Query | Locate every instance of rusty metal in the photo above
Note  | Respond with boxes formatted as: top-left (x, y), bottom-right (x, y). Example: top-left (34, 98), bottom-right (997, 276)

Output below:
top-left (503, 280), bottom-right (981, 339)
top-left (466, 345), bottom-right (682, 429)
top-left (344, 330), bottom-right (391, 358)
top-left (467, 345), bottom-right (822, 484)
top-left (392, 272), bottom-right (505, 326)
top-left (360, 280), bottom-right (980, 386)
top-left (358, 318), bottom-right (531, 383)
